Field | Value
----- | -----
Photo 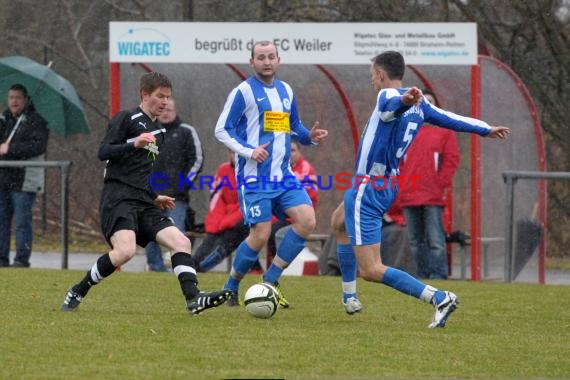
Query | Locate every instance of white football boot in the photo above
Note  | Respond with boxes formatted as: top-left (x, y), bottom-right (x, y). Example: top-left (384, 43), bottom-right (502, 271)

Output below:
top-left (428, 291), bottom-right (459, 328)
top-left (343, 296), bottom-right (363, 315)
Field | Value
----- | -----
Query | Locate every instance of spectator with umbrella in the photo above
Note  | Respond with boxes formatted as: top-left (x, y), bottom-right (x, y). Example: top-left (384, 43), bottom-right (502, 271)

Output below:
top-left (0, 83), bottom-right (49, 267)
top-left (0, 55), bottom-right (90, 267)
top-left (0, 56), bottom-right (89, 137)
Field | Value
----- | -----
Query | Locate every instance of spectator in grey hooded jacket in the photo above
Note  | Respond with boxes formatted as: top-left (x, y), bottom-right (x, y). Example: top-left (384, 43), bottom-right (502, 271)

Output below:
top-left (0, 83), bottom-right (49, 267)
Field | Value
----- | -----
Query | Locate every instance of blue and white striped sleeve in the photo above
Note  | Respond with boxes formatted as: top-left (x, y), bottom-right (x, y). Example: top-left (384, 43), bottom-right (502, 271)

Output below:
top-left (424, 101), bottom-right (491, 136)
top-left (215, 87), bottom-right (255, 158)
top-left (289, 97), bottom-right (312, 145)
top-left (377, 88), bottom-right (411, 122)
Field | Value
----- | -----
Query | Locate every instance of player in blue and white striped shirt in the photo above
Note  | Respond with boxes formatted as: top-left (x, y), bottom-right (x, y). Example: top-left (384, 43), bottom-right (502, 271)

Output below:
top-left (335, 51), bottom-right (509, 327)
top-left (215, 41), bottom-right (328, 306)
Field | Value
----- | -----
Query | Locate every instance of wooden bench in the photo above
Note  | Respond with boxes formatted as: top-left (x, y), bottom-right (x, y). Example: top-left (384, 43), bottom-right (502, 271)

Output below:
top-left (305, 233), bottom-right (329, 248)
top-left (450, 237), bottom-right (504, 280)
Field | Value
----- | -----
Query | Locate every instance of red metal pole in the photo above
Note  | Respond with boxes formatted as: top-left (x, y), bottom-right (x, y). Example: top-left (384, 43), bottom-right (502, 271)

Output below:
top-left (315, 65), bottom-right (359, 154)
top-left (470, 60), bottom-right (482, 281)
top-left (109, 62), bottom-right (121, 270)
top-left (226, 63), bottom-right (247, 80)
top-left (477, 56), bottom-right (547, 284)
top-left (110, 62), bottom-right (121, 117)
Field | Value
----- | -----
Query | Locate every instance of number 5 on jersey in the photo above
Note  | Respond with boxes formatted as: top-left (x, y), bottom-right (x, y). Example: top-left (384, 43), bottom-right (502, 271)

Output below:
top-left (396, 122), bottom-right (419, 158)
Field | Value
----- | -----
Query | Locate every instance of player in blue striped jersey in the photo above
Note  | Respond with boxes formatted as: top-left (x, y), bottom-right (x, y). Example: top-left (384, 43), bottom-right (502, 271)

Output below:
top-left (215, 41), bottom-right (328, 306)
top-left (336, 51), bottom-right (509, 327)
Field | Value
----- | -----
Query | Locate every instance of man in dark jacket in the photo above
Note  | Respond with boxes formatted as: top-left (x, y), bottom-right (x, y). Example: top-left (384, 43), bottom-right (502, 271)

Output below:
top-left (144, 97), bottom-right (204, 271)
top-left (0, 84), bottom-right (49, 268)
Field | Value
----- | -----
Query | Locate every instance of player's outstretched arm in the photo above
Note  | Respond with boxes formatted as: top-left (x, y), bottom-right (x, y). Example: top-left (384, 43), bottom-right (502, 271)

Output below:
top-left (487, 126), bottom-right (510, 139)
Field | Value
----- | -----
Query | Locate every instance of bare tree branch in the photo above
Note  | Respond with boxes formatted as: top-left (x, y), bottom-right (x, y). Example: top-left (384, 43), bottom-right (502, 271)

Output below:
top-left (59, 0), bottom-right (99, 89)
top-left (104, 0), bottom-right (142, 15)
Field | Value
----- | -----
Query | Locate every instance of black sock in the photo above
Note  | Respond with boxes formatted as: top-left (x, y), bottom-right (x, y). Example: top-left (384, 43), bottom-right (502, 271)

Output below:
top-left (75, 253), bottom-right (116, 297)
top-left (171, 252), bottom-right (200, 300)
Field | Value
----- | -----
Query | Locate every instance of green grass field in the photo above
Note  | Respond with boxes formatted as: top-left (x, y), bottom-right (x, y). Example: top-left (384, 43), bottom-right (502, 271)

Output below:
top-left (1, 268), bottom-right (569, 380)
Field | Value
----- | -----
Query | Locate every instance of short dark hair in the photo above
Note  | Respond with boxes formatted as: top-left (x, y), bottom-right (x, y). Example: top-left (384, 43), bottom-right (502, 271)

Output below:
top-left (422, 88), bottom-right (440, 106)
top-left (290, 138), bottom-right (300, 148)
top-left (139, 72), bottom-right (171, 95)
top-left (371, 51), bottom-right (405, 80)
top-left (251, 40), bottom-right (278, 58)
top-left (9, 83), bottom-right (28, 98)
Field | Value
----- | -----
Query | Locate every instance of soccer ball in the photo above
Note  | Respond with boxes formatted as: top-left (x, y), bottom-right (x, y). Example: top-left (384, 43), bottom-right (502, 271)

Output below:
top-left (244, 283), bottom-right (278, 319)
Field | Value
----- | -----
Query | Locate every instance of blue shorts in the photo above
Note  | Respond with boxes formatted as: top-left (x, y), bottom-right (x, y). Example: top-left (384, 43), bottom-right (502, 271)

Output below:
top-left (238, 181), bottom-right (312, 225)
top-left (344, 175), bottom-right (397, 246)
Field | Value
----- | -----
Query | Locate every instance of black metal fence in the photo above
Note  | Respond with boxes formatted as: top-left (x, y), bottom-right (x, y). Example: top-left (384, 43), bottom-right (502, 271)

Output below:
top-left (0, 160), bottom-right (72, 269)
top-left (503, 170), bottom-right (570, 282)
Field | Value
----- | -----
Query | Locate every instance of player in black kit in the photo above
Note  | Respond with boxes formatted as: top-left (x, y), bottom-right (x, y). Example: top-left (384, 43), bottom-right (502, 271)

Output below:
top-left (61, 72), bottom-right (231, 315)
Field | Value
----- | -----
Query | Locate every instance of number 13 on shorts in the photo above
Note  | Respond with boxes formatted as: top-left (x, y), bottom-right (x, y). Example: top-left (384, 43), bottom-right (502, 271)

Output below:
top-left (249, 205), bottom-right (261, 218)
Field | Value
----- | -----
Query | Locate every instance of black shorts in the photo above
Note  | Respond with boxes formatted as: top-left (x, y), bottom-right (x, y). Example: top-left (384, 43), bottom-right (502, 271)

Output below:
top-left (99, 181), bottom-right (174, 247)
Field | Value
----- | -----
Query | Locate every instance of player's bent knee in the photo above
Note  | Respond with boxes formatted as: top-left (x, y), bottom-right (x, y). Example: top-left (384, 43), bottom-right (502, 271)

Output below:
top-left (358, 266), bottom-right (381, 282)
top-left (330, 202), bottom-right (345, 232)
top-left (332, 221), bottom-right (345, 236)
top-left (111, 247), bottom-right (137, 264)
top-left (251, 223), bottom-right (272, 241)
top-left (360, 272), bottom-right (377, 282)
top-left (169, 235), bottom-right (192, 253)
top-left (331, 216), bottom-right (345, 236)
top-left (247, 234), bottom-right (269, 251)
top-left (298, 218), bottom-right (316, 235)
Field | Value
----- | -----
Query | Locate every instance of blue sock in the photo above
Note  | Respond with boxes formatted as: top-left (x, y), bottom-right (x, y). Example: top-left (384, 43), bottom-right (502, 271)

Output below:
top-left (337, 243), bottom-right (357, 283)
top-left (433, 290), bottom-right (446, 304)
top-left (337, 243), bottom-right (358, 301)
top-left (264, 228), bottom-right (305, 284)
top-left (381, 267), bottom-right (427, 299)
top-left (224, 242), bottom-right (259, 292)
top-left (224, 276), bottom-right (241, 293)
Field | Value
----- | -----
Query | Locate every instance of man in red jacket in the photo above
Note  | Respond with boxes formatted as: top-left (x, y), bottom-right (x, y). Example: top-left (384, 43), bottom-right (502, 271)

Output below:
top-left (192, 150), bottom-right (249, 272)
top-left (398, 89), bottom-right (460, 279)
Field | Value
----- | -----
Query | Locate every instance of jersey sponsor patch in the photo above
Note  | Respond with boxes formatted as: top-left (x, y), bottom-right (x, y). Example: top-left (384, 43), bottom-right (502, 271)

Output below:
top-left (263, 111), bottom-right (290, 133)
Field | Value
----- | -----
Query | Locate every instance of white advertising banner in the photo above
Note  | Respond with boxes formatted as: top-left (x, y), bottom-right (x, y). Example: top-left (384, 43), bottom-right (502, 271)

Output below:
top-left (109, 22), bottom-right (477, 65)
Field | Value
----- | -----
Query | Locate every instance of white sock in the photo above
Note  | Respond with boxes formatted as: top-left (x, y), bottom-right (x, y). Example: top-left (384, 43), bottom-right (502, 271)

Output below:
top-left (419, 285), bottom-right (438, 304)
